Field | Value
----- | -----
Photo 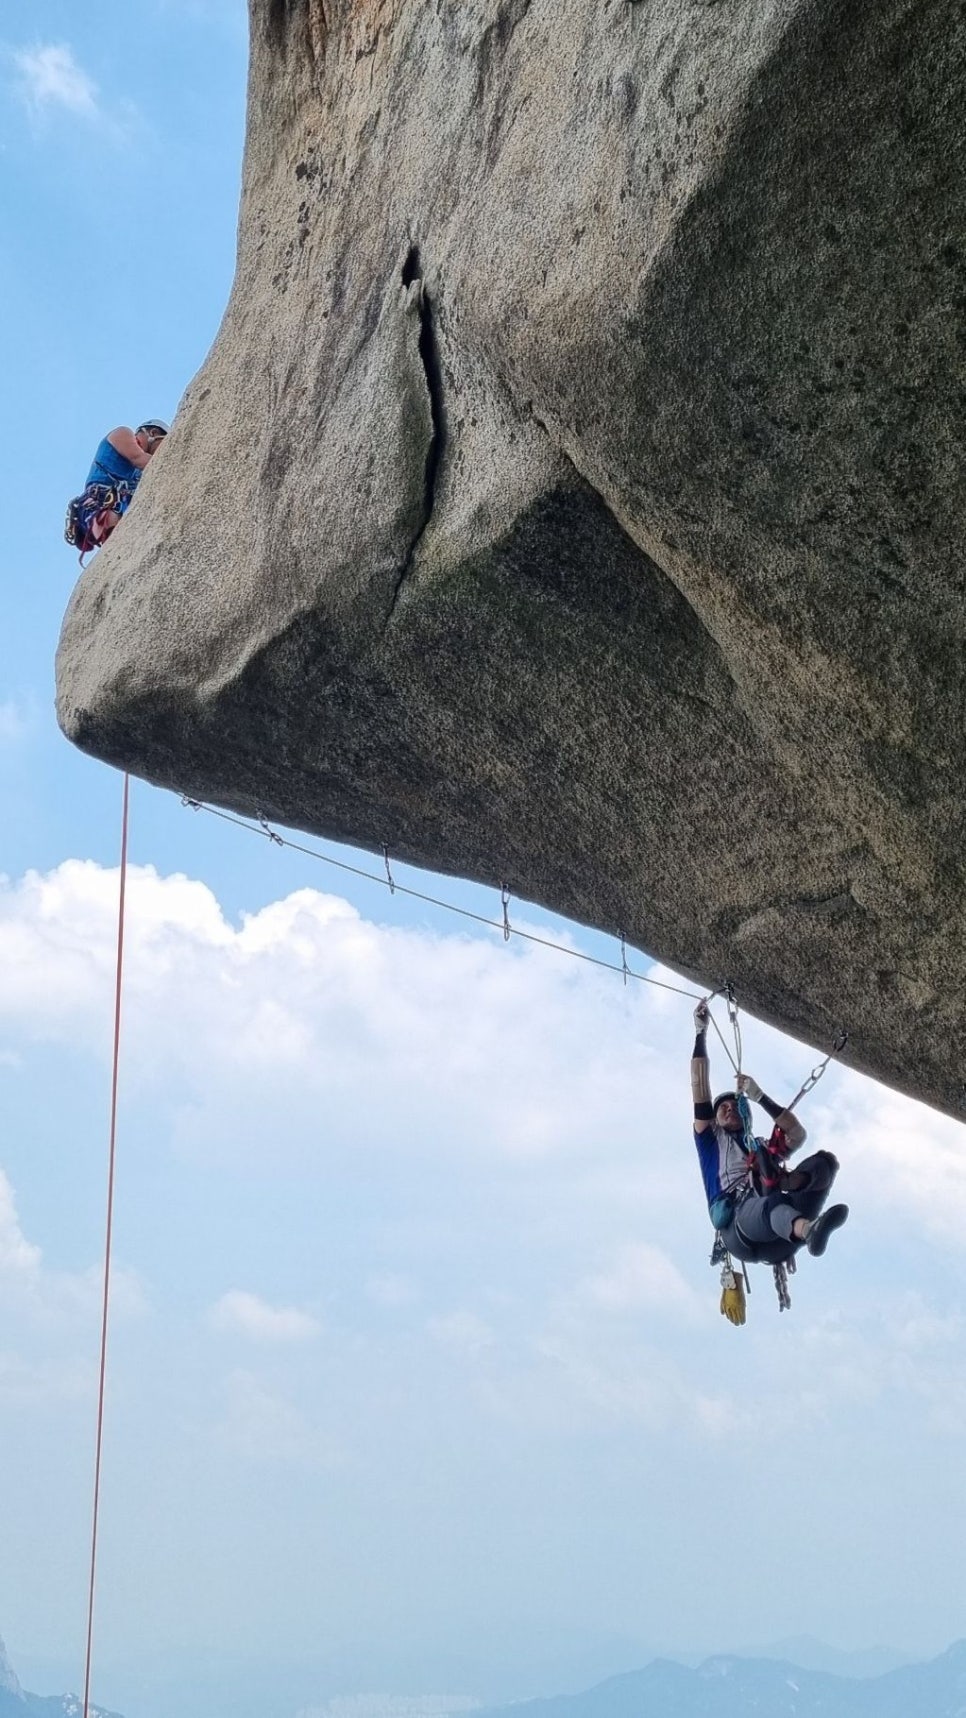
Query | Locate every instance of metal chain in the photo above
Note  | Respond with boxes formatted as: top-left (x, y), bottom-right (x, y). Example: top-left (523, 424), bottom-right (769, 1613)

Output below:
top-left (784, 1030), bottom-right (849, 1111)
top-left (256, 810), bottom-right (284, 846)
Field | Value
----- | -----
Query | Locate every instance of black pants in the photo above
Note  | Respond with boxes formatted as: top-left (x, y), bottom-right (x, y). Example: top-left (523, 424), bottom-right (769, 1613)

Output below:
top-left (721, 1151), bottom-right (839, 1265)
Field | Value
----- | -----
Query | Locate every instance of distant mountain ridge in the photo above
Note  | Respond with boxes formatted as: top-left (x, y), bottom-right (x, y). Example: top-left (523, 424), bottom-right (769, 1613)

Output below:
top-left (0, 1636), bottom-right (122, 1718)
top-left (476, 1641), bottom-right (966, 1718)
top-left (745, 1636), bottom-right (916, 1679)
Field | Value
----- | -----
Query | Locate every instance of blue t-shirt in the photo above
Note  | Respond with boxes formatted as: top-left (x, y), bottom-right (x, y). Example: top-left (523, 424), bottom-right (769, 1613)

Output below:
top-left (693, 1123), bottom-right (760, 1211)
top-left (85, 437), bottom-right (141, 491)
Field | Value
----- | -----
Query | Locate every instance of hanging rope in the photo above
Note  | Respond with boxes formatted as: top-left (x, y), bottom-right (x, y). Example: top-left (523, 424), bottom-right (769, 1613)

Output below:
top-left (725, 980), bottom-right (743, 1078)
top-left (82, 772), bottom-right (130, 1718)
top-left (697, 986), bottom-right (738, 1076)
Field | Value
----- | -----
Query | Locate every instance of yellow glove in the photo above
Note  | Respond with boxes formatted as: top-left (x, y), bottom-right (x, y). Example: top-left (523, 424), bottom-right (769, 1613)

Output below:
top-left (719, 1268), bottom-right (746, 1326)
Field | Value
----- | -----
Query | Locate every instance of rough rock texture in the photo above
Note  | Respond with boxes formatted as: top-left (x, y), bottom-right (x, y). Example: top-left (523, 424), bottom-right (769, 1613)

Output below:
top-left (57, 0), bottom-right (966, 1116)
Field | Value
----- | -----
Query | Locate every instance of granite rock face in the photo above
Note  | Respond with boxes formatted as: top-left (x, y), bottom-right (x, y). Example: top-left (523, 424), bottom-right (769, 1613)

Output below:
top-left (57, 0), bottom-right (966, 1116)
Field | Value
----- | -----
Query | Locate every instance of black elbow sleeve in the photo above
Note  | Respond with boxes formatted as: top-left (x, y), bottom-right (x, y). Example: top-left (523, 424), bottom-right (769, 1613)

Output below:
top-left (694, 1101), bottom-right (714, 1121)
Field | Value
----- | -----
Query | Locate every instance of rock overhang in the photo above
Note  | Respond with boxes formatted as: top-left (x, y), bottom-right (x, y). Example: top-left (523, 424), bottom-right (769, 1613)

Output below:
top-left (57, 0), bottom-right (966, 1117)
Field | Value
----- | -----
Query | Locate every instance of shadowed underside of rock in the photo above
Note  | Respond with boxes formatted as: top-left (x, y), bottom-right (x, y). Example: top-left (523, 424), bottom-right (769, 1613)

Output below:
top-left (57, 0), bottom-right (966, 1117)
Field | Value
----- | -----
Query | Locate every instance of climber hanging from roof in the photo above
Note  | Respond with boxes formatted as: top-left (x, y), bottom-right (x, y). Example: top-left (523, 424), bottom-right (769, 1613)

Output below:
top-left (691, 998), bottom-right (849, 1282)
top-left (64, 418), bottom-right (168, 563)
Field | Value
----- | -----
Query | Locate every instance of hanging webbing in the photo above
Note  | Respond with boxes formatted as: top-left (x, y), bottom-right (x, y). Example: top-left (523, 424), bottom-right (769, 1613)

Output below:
top-left (704, 992), bottom-right (740, 1076)
top-left (82, 772), bottom-right (130, 1718)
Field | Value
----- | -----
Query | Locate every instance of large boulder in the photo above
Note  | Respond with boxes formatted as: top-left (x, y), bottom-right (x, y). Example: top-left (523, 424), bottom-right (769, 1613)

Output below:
top-left (57, 0), bottom-right (966, 1116)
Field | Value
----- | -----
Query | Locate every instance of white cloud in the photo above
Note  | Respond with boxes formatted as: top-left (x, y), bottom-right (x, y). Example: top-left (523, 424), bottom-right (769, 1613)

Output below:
top-left (210, 1290), bottom-right (320, 1343)
top-left (785, 1291), bottom-right (966, 1434)
top-left (366, 1272), bottom-right (419, 1308)
top-left (0, 1167), bottom-right (146, 1410)
top-left (577, 1241), bottom-right (701, 1318)
top-left (12, 43), bottom-right (99, 118)
top-left (427, 1310), bottom-right (496, 1358)
top-left (2, 851), bottom-right (965, 1458)
top-left (528, 1323), bottom-right (733, 1432)
top-left (32, 1260), bottom-right (148, 1325)
top-left (0, 1350), bottom-right (93, 1405)
top-left (213, 1369), bottom-right (337, 1465)
top-left (0, 1169), bottom-right (40, 1274)
top-left (816, 1076), bottom-right (966, 1246)
top-left (0, 861), bottom-right (667, 1179)
top-left (0, 700), bottom-right (28, 745)
top-left (0, 860), bottom-right (235, 1049)
top-left (0, 1160), bottom-right (146, 1331)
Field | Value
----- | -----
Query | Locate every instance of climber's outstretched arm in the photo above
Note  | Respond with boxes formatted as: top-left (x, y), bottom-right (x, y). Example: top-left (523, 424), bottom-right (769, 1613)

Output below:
top-left (692, 1002), bottom-right (714, 1134)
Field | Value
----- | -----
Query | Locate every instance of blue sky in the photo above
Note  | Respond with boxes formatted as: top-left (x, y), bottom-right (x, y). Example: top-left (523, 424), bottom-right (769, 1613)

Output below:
top-left (2, 8), bottom-right (966, 1718)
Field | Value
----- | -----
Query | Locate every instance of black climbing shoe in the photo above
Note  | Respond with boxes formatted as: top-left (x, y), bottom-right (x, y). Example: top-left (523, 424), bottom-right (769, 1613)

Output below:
top-left (807, 1204), bottom-right (849, 1257)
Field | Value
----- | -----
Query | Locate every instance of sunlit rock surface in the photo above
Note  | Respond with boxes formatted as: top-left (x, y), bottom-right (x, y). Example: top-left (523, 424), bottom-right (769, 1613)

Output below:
top-left (57, 0), bottom-right (966, 1116)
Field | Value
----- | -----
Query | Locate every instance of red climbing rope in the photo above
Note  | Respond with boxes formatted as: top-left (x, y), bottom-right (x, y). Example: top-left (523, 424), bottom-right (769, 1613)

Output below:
top-left (82, 772), bottom-right (130, 1718)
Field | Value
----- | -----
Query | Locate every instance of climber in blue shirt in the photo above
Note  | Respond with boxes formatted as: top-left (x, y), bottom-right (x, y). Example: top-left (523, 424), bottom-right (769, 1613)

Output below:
top-left (78, 419), bottom-right (168, 551)
top-left (690, 1000), bottom-right (848, 1266)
